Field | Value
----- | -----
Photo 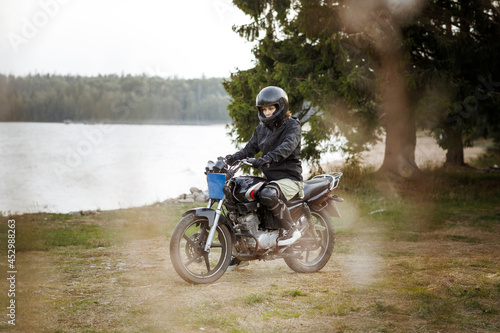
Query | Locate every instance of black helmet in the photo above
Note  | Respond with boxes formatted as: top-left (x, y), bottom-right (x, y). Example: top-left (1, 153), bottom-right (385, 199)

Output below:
top-left (256, 86), bottom-right (289, 129)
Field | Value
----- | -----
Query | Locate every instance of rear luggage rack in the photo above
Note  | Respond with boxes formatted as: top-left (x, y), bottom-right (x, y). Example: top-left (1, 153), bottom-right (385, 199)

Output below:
top-left (312, 172), bottom-right (343, 191)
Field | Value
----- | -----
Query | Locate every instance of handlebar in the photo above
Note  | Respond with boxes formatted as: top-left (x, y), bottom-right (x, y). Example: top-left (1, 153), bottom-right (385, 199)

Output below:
top-left (241, 159), bottom-right (253, 167)
top-left (224, 158), bottom-right (260, 179)
top-left (231, 158), bottom-right (270, 169)
top-left (226, 158), bottom-right (249, 178)
top-left (206, 157), bottom-right (268, 179)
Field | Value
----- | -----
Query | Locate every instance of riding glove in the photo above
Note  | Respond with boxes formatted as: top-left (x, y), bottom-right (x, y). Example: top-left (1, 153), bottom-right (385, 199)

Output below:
top-left (225, 154), bottom-right (236, 165)
top-left (249, 157), bottom-right (271, 170)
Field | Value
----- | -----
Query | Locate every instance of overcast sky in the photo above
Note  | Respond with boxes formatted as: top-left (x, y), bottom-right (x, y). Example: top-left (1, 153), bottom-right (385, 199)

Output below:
top-left (0, 0), bottom-right (256, 78)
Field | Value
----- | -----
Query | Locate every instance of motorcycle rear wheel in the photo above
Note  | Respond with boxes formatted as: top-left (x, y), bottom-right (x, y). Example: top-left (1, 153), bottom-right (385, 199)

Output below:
top-left (284, 210), bottom-right (335, 273)
top-left (169, 214), bottom-right (232, 284)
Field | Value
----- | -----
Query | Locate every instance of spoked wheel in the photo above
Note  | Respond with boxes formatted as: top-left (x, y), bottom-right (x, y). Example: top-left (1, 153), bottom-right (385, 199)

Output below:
top-left (169, 214), bottom-right (232, 284)
top-left (284, 210), bottom-right (335, 273)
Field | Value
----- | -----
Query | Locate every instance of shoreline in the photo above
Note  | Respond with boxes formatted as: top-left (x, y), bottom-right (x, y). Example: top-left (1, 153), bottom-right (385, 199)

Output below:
top-left (3, 135), bottom-right (492, 217)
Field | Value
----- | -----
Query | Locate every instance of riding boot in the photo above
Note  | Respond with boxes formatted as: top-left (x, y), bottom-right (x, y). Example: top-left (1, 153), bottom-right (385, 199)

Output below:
top-left (268, 199), bottom-right (294, 230)
top-left (269, 200), bottom-right (302, 246)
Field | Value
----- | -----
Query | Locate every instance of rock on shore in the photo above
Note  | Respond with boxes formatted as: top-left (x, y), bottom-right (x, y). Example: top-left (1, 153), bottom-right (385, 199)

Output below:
top-left (165, 187), bottom-right (209, 204)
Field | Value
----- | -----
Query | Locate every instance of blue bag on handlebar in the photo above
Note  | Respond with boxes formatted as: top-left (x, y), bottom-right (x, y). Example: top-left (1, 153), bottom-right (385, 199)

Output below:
top-left (207, 173), bottom-right (226, 199)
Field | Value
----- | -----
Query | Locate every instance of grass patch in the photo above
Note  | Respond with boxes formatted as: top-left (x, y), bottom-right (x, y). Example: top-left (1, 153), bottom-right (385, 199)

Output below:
top-left (445, 234), bottom-right (481, 243)
top-left (414, 296), bottom-right (458, 322)
top-left (468, 259), bottom-right (494, 268)
top-left (380, 250), bottom-right (416, 258)
top-left (0, 202), bottom-right (202, 252)
top-left (243, 292), bottom-right (269, 305)
top-left (334, 166), bottom-right (500, 243)
top-left (263, 309), bottom-right (301, 320)
top-left (370, 301), bottom-right (399, 313)
top-left (282, 289), bottom-right (308, 297)
top-left (334, 302), bottom-right (361, 316)
top-left (315, 300), bottom-right (362, 317)
top-left (15, 218), bottom-right (113, 251)
top-left (464, 300), bottom-right (499, 315)
top-left (448, 285), bottom-right (491, 298)
top-left (69, 299), bottom-right (99, 313)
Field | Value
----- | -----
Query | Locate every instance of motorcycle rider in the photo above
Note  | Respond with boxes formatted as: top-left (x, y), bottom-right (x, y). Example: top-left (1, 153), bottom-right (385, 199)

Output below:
top-left (226, 86), bottom-right (304, 248)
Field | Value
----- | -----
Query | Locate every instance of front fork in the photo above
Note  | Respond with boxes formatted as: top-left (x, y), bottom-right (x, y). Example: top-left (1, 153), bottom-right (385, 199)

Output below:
top-left (203, 197), bottom-right (225, 252)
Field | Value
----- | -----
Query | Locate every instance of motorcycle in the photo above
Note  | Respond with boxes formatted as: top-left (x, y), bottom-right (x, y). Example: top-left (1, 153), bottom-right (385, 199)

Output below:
top-left (169, 157), bottom-right (343, 284)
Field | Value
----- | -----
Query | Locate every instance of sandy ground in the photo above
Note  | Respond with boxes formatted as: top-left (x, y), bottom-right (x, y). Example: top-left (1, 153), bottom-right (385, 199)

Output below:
top-left (359, 135), bottom-right (487, 168)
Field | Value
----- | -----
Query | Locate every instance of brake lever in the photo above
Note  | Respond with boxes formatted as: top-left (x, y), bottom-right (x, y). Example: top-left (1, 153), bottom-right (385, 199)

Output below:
top-left (244, 158), bottom-right (269, 169)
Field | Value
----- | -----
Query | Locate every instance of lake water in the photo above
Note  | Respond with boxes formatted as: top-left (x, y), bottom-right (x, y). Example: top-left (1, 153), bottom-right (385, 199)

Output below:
top-left (0, 122), bottom-right (342, 215)
top-left (0, 122), bottom-right (237, 215)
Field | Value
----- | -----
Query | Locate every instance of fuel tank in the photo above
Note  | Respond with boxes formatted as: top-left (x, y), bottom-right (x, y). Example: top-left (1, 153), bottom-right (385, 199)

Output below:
top-left (232, 176), bottom-right (267, 203)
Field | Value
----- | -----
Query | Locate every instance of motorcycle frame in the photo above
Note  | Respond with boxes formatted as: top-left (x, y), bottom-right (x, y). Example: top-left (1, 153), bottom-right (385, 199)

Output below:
top-left (188, 160), bottom-right (342, 255)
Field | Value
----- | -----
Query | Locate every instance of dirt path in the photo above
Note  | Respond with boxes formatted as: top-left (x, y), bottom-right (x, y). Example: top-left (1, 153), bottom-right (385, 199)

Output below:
top-left (10, 215), bottom-right (499, 332)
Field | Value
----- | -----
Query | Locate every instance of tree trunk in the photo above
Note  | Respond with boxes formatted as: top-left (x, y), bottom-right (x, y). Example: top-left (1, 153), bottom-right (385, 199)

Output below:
top-left (380, 106), bottom-right (419, 178)
top-left (441, 2), bottom-right (469, 168)
top-left (377, 38), bottom-right (420, 179)
top-left (344, 3), bottom-right (420, 179)
top-left (444, 126), bottom-right (466, 166)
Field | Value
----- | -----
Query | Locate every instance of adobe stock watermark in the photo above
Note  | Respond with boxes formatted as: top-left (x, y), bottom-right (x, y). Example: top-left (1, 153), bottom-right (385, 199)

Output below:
top-left (212, 0), bottom-right (238, 21)
top-left (397, 74), bottom-right (500, 178)
top-left (437, 74), bottom-right (500, 145)
top-left (7, 0), bottom-right (73, 53)
top-left (53, 65), bottom-right (169, 181)
top-left (448, 74), bottom-right (500, 124)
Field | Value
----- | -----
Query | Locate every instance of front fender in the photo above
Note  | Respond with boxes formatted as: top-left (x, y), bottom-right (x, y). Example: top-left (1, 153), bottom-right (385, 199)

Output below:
top-left (183, 207), bottom-right (216, 226)
top-left (182, 208), bottom-right (234, 232)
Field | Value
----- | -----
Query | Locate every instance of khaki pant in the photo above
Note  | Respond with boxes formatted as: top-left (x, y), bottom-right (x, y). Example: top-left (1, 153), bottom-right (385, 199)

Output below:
top-left (270, 178), bottom-right (304, 201)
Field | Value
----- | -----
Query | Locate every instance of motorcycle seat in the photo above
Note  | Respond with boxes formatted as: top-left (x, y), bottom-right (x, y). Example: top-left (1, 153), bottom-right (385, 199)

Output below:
top-left (286, 178), bottom-right (330, 207)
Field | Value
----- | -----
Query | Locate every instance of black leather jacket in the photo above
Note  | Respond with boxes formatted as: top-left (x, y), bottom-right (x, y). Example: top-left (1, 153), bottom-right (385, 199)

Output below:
top-left (232, 117), bottom-right (303, 181)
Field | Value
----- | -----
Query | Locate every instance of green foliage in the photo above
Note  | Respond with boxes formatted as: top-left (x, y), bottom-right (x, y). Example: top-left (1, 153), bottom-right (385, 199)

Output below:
top-left (225, 0), bottom-right (500, 169)
top-left (224, 1), bottom-right (380, 165)
top-left (0, 74), bottom-right (230, 123)
top-left (407, 0), bottom-right (500, 163)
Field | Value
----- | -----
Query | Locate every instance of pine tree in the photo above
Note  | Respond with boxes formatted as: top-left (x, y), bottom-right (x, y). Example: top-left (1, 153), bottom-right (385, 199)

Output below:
top-left (224, 0), bottom-right (500, 174)
top-left (224, 0), bottom-right (417, 177)
top-left (405, 0), bottom-right (500, 165)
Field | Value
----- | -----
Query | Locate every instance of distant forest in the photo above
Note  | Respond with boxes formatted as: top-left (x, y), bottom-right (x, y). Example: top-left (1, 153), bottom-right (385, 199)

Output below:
top-left (0, 74), bottom-right (230, 124)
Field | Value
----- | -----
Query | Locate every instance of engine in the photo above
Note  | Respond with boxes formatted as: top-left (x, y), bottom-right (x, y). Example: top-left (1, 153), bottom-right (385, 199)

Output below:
top-left (237, 213), bottom-right (259, 236)
top-left (235, 212), bottom-right (279, 250)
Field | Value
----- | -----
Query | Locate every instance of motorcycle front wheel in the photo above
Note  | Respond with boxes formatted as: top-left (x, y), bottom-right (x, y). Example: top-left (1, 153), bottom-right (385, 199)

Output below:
top-left (169, 214), bottom-right (232, 284)
top-left (284, 210), bottom-right (335, 273)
